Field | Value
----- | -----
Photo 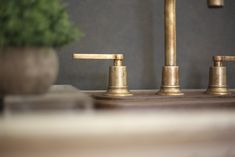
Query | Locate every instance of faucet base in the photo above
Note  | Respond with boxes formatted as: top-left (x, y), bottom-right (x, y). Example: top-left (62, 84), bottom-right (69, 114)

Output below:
top-left (103, 66), bottom-right (133, 97)
top-left (157, 66), bottom-right (184, 96)
top-left (104, 88), bottom-right (133, 97)
top-left (206, 87), bottom-right (230, 95)
top-left (158, 86), bottom-right (184, 96)
top-left (206, 66), bottom-right (230, 95)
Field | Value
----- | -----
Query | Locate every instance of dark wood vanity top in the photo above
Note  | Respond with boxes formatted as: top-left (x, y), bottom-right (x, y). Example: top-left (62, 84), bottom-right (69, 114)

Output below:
top-left (87, 89), bottom-right (235, 109)
top-left (3, 86), bottom-right (235, 112)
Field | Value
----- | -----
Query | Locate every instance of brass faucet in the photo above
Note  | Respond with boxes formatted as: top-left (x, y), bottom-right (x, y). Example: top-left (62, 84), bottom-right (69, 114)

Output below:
top-left (73, 53), bottom-right (132, 97)
top-left (206, 56), bottom-right (235, 95)
top-left (158, 0), bottom-right (224, 96)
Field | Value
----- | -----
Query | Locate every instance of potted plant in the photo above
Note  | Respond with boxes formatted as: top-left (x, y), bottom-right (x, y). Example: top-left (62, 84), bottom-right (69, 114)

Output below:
top-left (0, 0), bottom-right (82, 95)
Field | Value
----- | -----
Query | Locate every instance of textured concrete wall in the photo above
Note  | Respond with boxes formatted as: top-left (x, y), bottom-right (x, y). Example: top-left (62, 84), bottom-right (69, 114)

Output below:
top-left (57, 0), bottom-right (235, 90)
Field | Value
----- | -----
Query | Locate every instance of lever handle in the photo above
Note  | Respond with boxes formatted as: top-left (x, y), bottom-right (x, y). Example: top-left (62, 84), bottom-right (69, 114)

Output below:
top-left (73, 53), bottom-right (123, 66)
top-left (214, 56), bottom-right (235, 62)
top-left (73, 53), bottom-right (123, 60)
top-left (213, 56), bottom-right (235, 66)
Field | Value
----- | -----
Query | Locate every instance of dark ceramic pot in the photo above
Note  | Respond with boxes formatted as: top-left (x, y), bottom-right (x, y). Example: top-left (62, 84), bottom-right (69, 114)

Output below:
top-left (0, 48), bottom-right (58, 95)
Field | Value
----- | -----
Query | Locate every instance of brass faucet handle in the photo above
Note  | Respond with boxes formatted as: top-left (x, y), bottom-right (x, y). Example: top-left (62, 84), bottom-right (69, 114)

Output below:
top-left (206, 55), bottom-right (231, 95)
top-left (213, 56), bottom-right (235, 66)
top-left (214, 56), bottom-right (235, 62)
top-left (72, 53), bottom-right (132, 97)
top-left (73, 53), bottom-right (124, 66)
top-left (73, 53), bottom-right (123, 60)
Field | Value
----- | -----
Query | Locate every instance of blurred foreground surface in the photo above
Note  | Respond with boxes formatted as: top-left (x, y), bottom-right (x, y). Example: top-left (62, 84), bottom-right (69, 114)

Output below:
top-left (1, 110), bottom-right (235, 157)
top-left (1, 85), bottom-right (235, 157)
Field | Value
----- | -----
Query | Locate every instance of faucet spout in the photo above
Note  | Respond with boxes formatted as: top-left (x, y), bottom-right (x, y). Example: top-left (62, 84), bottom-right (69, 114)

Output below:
top-left (165, 0), bottom-right (176, 66)
top-left (208, 0), bottom-right (224, 7)
top-left (158, 0), bottom-right (224, 96)
top-left (158, 0), bottom-right (183, 96)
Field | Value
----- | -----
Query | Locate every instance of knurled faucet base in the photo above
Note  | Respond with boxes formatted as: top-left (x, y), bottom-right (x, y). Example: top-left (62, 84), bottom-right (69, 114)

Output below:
top-left (158, 66), bottom-right (184, 96)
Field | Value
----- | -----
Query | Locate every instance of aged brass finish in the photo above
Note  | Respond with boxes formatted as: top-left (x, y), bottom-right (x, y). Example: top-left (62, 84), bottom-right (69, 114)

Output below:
top-left (73, 53), bottom-right (132, 97)
top-left (206, 56), bottom-right (235, 95)
top-left (158, 0), bottom-right (183, 96)
top-left (213, 56), bottom-right (235, 63)
top-left (164, 0), bottom-right (176, 66)
top-left (208, 0), bottom-right (224, 7)
top-left (206, 66), bottom-right (229, 95)
top-left (159, 0), bottom-right (225, 96)
top-left (73, 54), bottom-right (123, 61)
top-left (158, 66), bottom-right (183, 96)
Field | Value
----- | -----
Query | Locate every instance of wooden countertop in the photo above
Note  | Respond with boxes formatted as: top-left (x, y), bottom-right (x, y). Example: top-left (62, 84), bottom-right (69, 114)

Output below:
top-left (2, 87), bottom-right (235, 111)
top-left (86, 89), bottom-right (235, 109)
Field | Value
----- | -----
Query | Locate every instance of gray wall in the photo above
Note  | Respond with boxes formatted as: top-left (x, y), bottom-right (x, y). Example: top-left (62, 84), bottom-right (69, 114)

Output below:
top-left (57, 0), bottom-right (235, 90)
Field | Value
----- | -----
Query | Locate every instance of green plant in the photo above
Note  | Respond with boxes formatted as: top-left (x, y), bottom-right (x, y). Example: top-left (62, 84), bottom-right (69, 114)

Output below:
top-left (0, 0), bottom-right (83, 47)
